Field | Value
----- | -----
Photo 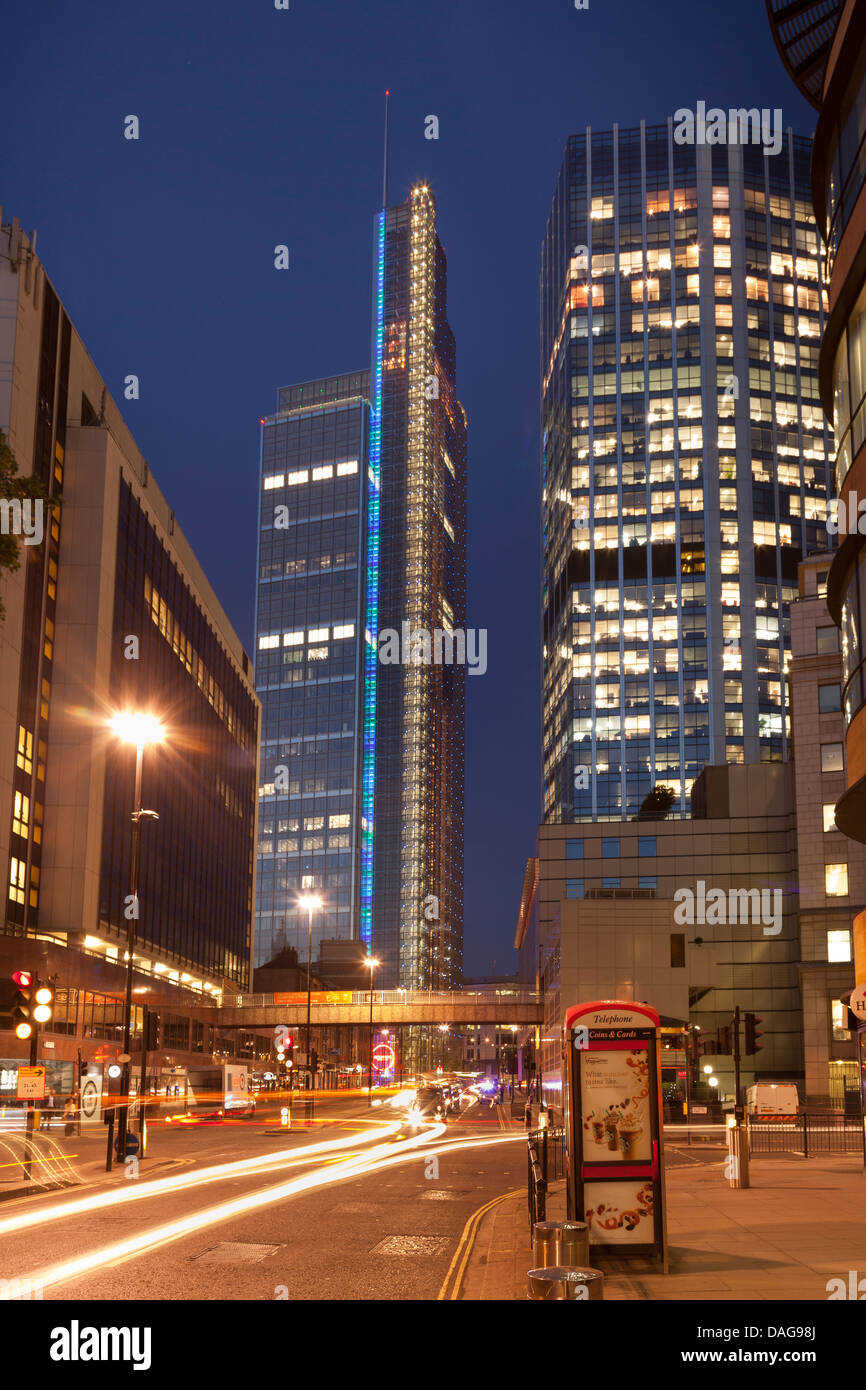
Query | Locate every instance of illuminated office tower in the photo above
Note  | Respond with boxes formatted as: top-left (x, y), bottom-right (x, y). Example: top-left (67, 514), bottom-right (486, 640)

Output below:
top-left (540, 122), bottom-right (833, 823)
top-left (255, 185), bottom-right (467, 987)
top-left (254, 373), bottom-right (370, 968)
top-left (368, 184), bottom-right (467, 988)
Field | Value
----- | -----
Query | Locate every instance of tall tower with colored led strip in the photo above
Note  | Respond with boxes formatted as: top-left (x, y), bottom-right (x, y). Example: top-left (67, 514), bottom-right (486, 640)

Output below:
top-left (368, 183), bottom-right (467, 989)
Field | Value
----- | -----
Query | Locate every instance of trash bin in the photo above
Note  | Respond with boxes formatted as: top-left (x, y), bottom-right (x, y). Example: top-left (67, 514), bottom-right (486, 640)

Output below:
top-left (527, 1266), bottom-right (605, 1300)
top-left (532, 1221), bottom-right (562, 1267)
top-left (559, 1221), bottom-right (590, 1267)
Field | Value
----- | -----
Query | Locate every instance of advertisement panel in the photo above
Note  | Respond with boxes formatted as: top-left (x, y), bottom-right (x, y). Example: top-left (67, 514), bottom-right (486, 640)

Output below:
top-left (565, 1000), bottom-right (667, 1266)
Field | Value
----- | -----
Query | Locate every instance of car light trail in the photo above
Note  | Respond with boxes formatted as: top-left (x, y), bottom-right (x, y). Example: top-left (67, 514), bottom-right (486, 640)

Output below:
top-left (0, 1119), bottom-right (403, 1239)
top-left (5, 1124), bottom-right (447, 1296)
top-left (2, 1125), bottom-right (521, 1298)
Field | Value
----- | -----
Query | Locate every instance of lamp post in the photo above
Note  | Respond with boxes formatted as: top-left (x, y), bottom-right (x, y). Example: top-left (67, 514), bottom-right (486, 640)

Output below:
top-left (110, 711), bottom-right (164, 1166)
top-left (438, 1023), bottom-right (449, 1070)
top-left (297, 894), bottom-right (322, 1108)
top-left (366, 957), bottom-right (379, 1105)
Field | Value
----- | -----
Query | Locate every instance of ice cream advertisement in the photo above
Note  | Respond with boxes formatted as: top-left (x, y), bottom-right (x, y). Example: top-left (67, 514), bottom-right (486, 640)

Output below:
top-left (584, 1180), bottom-right (655, 1244)
top-left (579, 1048), bottom-right (652, 1163)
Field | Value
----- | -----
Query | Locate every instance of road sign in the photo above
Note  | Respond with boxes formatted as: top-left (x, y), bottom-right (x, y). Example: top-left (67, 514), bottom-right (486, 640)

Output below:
top-left (16, 1066), bottom-right (46, 1100)
top-left (850, 983), bottom-right (866, 1022)
top-left (80, 1077), bottom-right (101, 1121)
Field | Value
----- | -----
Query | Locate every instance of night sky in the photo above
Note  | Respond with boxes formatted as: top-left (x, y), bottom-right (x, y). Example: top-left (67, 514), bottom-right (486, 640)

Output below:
top-left (6, 1), bottom-right (814, 975)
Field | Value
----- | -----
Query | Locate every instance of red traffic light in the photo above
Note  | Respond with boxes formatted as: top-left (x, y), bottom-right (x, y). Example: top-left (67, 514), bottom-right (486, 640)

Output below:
top-left (12, 971), bottom-right (32, 987)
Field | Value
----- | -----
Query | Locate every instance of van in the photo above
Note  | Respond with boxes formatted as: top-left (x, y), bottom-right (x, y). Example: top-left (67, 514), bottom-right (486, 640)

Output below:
top-left (746, 1083), bottom-right (799, 1119)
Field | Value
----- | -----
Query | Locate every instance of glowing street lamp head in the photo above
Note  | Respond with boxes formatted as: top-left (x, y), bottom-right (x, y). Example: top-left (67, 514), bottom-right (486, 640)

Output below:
top-left (297, 894), bottom-right (323, 911)
top-left (111, 712), bottom-right (165, 749)
top-left (366, 957), bottom-right (380, 972)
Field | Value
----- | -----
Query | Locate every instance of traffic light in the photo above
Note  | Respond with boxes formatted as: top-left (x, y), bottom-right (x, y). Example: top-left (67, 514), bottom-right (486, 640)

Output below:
top-left (143, 1010), bottom-right (159, 1051)
top-left (11, 971), bottom-right (34, 1040)
top-left (744, 1013), bottom-right (764, 1055)
top-left (717, 1025), bottom-right (732, 1056)
top-left (33, 981), bottom-right (53, 1025)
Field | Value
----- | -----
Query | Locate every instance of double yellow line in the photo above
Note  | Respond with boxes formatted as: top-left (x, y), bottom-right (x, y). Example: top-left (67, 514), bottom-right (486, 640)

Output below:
top-left (437, 1187), bottom-right (523, 1301)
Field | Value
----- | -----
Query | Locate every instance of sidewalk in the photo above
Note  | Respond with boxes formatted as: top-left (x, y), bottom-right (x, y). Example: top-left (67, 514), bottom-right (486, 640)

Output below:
top-left (461, 1149), bottom-right (866, 1300)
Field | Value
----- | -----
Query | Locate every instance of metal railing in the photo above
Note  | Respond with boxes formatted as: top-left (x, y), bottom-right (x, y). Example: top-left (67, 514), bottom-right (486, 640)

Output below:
top-left (527, 1121), bottom-right (566, 1228)
top-left (748, 1113), bottom-right (865, 1157)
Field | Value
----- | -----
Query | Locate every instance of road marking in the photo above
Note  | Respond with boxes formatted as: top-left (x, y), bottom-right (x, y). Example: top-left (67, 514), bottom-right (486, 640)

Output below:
top-left (437, 1187), bottom-right (523, 1301)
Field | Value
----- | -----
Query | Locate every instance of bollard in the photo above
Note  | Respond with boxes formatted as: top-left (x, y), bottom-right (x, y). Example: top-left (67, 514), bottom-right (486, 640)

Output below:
top-left (527, 1266), bottom-right (605, 1301)
top-left (726, 1117), bottom-right (750, 1188)
top-left (559, 1221), bottom-right (590, 1267)
top-left (532, 1221), bottom-right (562, 1267)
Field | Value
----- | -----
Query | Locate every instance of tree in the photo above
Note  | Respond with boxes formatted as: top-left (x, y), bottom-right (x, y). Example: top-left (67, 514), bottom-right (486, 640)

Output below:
top-left (638, 784), bottom-right (676, 821)
top-left (0, 428), bottom-right (49, 621)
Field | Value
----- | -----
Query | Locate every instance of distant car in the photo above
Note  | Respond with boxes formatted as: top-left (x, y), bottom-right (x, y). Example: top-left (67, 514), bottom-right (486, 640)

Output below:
top-left (444, 1084), bottom-right (462, 1116)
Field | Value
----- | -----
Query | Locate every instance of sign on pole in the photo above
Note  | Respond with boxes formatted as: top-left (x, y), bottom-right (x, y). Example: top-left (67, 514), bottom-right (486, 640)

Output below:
top-left (16, 1066), bottom-right (46, 1100)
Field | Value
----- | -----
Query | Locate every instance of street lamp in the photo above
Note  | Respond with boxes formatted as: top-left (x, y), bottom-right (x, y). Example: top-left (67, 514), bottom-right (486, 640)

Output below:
top-left (297, 894), bottom-right (322, 1103)
top-left (110, 711), bottom-right (164, 1165)
top-left (366, 957), bottom-right (379, 1105)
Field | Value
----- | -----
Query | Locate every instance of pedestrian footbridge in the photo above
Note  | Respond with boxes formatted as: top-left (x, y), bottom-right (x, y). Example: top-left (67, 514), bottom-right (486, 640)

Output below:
top-left (205, 988), bottom-right (542, 1029)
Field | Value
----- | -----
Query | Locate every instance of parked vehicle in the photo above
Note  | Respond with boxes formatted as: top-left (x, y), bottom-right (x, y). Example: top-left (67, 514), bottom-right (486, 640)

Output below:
top-left (746, 1083), bottom-right (799, 1119)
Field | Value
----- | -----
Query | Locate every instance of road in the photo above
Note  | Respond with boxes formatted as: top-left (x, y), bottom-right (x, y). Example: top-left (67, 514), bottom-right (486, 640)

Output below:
top-left (0, 1092), bottom-right (526, 1301)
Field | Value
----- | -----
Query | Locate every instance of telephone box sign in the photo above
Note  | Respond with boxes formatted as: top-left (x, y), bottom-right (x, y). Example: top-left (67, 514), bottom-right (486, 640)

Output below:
top-left (564, 1000), bottom-right (667, 1267)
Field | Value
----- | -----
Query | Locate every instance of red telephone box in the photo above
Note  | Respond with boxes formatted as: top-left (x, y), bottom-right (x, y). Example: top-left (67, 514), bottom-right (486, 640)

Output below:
top-left (564, 1000), bottom-right (667, 1267)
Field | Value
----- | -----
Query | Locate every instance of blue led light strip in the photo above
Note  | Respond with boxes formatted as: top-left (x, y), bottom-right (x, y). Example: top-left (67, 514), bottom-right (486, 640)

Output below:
top-left (360, 211), bottom-right (385, 947)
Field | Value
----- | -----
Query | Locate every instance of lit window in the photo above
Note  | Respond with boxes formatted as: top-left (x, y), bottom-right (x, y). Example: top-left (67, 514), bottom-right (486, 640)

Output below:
top-left (332, 624), bottom-right (355, 640)
top-left (287, 470), bottom-right (308, 486)
top-left (821, 743), bottom-right (844, 773)
top-left (832, 999), bottom-right (851, 1039)
top-left (12, 792), bottom-right (29, 838)
top-left (442, 514), bottom-right (455, 541)
top-left (9, 858), bottom-right (25, 905)
top-left (336, 460), bottom-right (358, 476)
top-left (307, 647), bottom-right (328, 661)
top-left (823, 803), bottom-right (837, 833)
top-left (263, 474), bottom-right (284, 490)
top-left (283, 631), bottom-right (304, 646)
top-left (308, 628), bottom-right (328, 643)
top-left (311, 465), bottom-right (334, 481)
top-left (258, 634), bottom-right (279, 650)
top-left (825, 864), bottom-right (849, 897)
top-left (827, 929), bottom-right (852, 961)
top-left (329, 813), bottom-right (350, 828)
top-left (16, 726), bottom-right (33, 775)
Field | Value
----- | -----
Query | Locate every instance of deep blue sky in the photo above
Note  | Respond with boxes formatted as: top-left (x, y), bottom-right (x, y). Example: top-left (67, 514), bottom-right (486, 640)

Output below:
top-left (6, 1), bottom-right (813, 975)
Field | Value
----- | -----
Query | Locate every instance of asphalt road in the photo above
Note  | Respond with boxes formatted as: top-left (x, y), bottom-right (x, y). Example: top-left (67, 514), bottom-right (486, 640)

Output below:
top-left (0, 1094), bottom-right (525, 1302)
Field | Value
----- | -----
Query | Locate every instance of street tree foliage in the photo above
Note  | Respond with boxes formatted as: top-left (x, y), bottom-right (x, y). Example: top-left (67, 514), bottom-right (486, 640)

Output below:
top-left (638, 784), bottom-right (677, 821)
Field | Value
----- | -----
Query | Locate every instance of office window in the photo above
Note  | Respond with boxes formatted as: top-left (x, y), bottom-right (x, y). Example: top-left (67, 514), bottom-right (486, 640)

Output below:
top-left (821, 743), bottom-right (844, 773)
top-left (818, 684), bottom-right (841, 713)
top-left (602, 876), bottom-right (621, 889)
top-left (670, 933), bottom-right (686, 968)
top-left (638, 836), bottom-right (657, 856)
top-left (602, 837), bottom-right (620, 858)
top-left (566, 879), bottom-right (585, 899)
top-left (12, 792), bottom-right (29, 838)
top-left (825, 863), bottom-right (849, 897)
top-left (817, 625), bottom-right (839, 653)
top-left (566, 838), bottom-right (584, 859)
top-left (639, 875), bottom-right (657, 890)
top-left (832, 999), bottom-right (851, 1039)
top-left (817, 570), bottom-right (828, 596)
top-left (827, 929), bottom-right (852, 962)
top-left (823, 803), bottom-right (837, 832)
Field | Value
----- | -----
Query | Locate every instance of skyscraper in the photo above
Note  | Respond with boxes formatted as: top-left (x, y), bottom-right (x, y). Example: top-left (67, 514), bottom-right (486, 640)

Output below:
top-left (255, 184), bottom-right (467, 989)
top-left (254, 373), bottom-right (370, 969)
top-left (540, 121), bottom-right (832, 824)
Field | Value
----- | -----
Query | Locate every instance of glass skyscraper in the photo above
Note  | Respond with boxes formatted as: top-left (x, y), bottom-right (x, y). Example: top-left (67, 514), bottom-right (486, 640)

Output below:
top-left (540, 121), bottom-right (833, 824)
top-left (255, 184), bottom-right (467, 988)
top-left (254, 372), bottom-right (370, 968)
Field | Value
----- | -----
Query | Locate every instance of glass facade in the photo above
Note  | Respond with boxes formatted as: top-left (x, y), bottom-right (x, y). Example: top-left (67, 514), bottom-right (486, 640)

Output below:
top-left (101, 479), bottom-right (259, 988)
top-left (254, 374), bottom-right (369, 969)
top-left (373, 187), bottom-right (467, 989)
top-left (540, 122), bottom-right (832, 824)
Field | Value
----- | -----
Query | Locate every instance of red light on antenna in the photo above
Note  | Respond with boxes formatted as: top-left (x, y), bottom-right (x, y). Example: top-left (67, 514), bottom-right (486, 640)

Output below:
top-left (260, 418), bottom-right (265, 425)
top-left (385, 89), bottom-right (389, 96)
